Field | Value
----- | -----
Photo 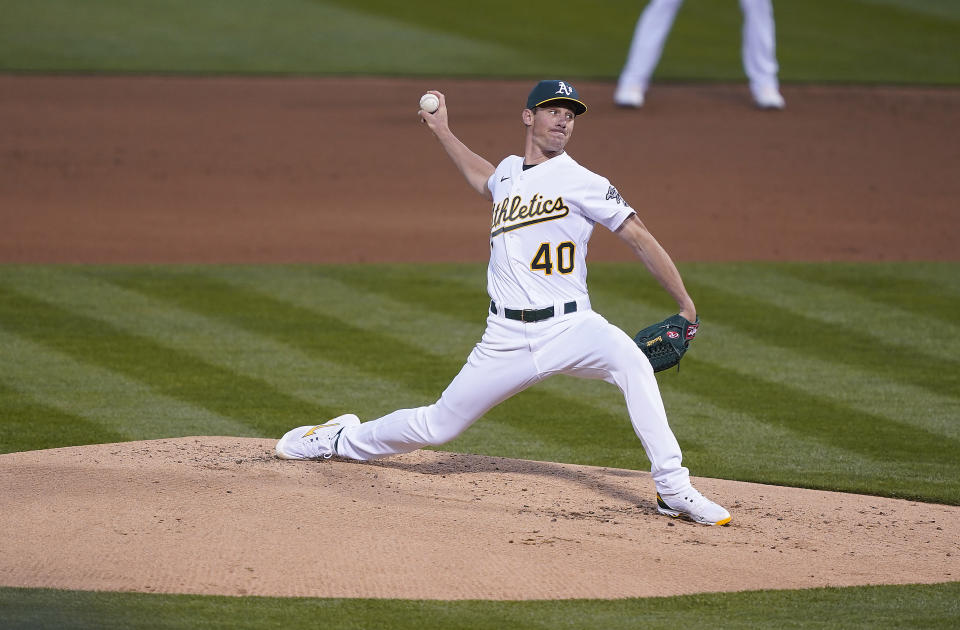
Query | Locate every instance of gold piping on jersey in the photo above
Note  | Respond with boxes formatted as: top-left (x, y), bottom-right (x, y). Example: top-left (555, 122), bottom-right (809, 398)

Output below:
top-left (490, 194), bottom-right (570, 237)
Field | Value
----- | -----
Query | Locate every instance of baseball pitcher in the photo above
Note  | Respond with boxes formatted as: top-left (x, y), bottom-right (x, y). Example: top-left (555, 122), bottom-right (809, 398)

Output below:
top-left (276, 80), bottom-right (730, 526)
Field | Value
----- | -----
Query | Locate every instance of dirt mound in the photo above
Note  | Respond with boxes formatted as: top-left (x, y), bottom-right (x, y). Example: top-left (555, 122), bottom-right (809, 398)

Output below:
top-left (2, 438), bottom-right (956, 599)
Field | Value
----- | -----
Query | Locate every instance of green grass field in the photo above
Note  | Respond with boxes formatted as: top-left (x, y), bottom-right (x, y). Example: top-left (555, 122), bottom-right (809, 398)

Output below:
top-left (2, 263), bottom-right (957, 504)
top-left (3, 582), bottom-right (960, 630)
top-left (2, 0), bottom-right (959, 627)
top-left (1, 0), bottom-right (958, 83)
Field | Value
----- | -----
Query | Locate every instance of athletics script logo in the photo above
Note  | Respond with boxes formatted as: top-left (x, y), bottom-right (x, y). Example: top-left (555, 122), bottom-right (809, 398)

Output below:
top-left (490, 194), bottom-right (569, 237)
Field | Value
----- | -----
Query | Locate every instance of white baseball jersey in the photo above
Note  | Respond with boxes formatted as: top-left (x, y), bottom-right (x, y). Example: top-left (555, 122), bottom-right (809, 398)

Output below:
top-left (336, 150), bottom-right (694, 497)
top-left (486, 152), bottom-right (635, 309)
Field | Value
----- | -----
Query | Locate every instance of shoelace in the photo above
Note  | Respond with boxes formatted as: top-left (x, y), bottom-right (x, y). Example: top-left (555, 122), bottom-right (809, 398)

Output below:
top-left (305, 427), bottom-right (345, 459)
top-left (665, 488), bottom-right (709, 509)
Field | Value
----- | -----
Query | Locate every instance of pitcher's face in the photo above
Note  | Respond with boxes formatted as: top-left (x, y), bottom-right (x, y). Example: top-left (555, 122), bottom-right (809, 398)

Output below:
top-left (525, 104), bottom-right (576, 156)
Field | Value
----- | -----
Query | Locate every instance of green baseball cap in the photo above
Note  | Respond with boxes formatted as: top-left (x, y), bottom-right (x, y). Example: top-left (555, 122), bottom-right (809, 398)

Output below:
top-left (525, 80), bottom-right (588, 115)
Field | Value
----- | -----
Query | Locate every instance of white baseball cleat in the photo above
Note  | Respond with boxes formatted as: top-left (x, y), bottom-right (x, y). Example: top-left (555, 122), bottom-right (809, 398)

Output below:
top-left (656, 487), bottom-right (732, 526)
top-left (275, 414), bottom-right (360, 460)
top-left (614, 85), bottom-right (646, 108)
top-left (753, 86), bottom-right (786, 110)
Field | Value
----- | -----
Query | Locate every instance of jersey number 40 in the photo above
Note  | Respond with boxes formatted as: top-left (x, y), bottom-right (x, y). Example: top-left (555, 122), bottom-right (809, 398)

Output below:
top-left (531, 241), bottom-right (575, 275)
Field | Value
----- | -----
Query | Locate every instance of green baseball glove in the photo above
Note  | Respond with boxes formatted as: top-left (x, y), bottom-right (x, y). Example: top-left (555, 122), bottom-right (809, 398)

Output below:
top-left (633, 314), bottom-right (700, 372)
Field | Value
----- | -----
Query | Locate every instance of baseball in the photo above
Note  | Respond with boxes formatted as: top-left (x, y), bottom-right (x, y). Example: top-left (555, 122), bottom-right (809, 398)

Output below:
top-left (419, 93), bottom-right (439, 114)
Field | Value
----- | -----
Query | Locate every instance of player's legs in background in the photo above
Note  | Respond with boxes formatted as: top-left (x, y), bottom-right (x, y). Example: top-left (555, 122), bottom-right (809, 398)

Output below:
top-left (739, 0), bottom-right (785, 108)
top-left (615, 0), bottom-right (685, 106)
top-left (335, 317), bottom-right (541, 461)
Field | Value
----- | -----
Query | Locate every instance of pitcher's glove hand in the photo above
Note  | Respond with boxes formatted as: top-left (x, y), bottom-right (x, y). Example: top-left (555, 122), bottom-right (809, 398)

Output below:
top-left (633, 314), bottom-right (700, 372)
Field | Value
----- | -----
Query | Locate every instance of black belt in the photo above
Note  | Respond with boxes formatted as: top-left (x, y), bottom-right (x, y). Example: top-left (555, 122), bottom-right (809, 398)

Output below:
top-left (490, 300), bottom-right (577, 322)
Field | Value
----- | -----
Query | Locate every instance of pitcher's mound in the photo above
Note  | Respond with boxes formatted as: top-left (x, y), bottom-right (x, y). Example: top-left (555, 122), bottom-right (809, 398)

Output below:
top-left (1, 437), bottom-right (956, 599)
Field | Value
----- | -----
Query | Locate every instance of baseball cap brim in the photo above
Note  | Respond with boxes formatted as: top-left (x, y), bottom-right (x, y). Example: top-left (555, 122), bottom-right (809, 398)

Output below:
top-left (530, 97), bottom-right (588, 116)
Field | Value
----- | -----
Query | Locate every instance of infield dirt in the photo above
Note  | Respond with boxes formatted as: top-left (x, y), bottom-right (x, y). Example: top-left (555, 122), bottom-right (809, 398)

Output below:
top-left (1, 76), bottom-right (958, 599)
top-left (2, 438), bottom-right (958, 599)
top-left (3, 76), bottom-right (958, 263)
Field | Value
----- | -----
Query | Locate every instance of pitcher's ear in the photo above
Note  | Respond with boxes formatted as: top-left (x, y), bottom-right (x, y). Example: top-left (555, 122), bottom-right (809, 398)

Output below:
top-left (521, 108), bottom-right (534, 126)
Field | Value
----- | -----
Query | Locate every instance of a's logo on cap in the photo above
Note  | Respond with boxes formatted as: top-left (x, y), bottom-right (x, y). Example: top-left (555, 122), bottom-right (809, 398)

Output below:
top-left (555, 81), bottom-right (574, 96)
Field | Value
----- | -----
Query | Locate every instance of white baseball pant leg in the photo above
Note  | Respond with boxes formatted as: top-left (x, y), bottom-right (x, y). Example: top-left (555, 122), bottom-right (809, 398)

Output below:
top-left (618, 0), bottom-right (780, 96)
top-left (617, 0), bottom-right (684, 93)
top-left (740, 0), bottom-right (781, 95)
top-left (336, 310), bottom-right (692, 495)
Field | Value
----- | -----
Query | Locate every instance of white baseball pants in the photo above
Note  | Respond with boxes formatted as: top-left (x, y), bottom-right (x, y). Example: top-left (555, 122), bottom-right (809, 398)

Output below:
top-left (617, 0), bottom-right (781, 96)
top-left (336, 308), bottom-right (692, 495)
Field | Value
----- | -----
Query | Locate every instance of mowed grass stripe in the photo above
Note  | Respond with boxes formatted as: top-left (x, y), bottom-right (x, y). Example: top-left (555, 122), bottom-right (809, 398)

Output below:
top-left (597, 272), bottom-right (960, 442)
top-left (687, 315), bottom-right (960, 441)
top-left (689, 263), bottom-right (960, 359)
top-left (672, 358), bottom-right (957, 469)
top-left (472, 385), bottom-right (645, 467)
top-left (442, 392), bottom-right (649, 472)
top-left (588, 275), bottom-right (960, 442)
top-left (477, 372), bottom-right (866, 477)
top-left (607, 375), bottom-right (850, 474)
top-left (861, 0), bottom-right (960, 21)
top-left (0, 286), bottom-right (312, 436)
top-left (201, 266), bottom-right (485, 358)
top-left (98, 268), bottom-right (461, 400)
top-left (660, 387), bottom-right (956, 500)
top-left (680, 280), bottom-right (958, 399)
top-left (0, 327), bottom-right (251, 445)
top-left (776, 262), bottom-right (960, 323)
top-left (869, 262), bottom-right (960, 294)
top-left (0, 379), bottom-right (125, 454)
top-left (309, 264), bottom-right (490, 323)
top-left (527, 342), bottom-right (956, 500)
top-left (11, 267), bottom-right (420, 427)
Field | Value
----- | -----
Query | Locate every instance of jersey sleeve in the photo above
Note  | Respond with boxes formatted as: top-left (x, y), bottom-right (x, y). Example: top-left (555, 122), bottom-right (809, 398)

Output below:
top-left (486, 170), bottom-right (497, 197)
top-left (579, 175), bottom-right (635, 232)
top-left (487, 156), bottom-right (520, 197)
